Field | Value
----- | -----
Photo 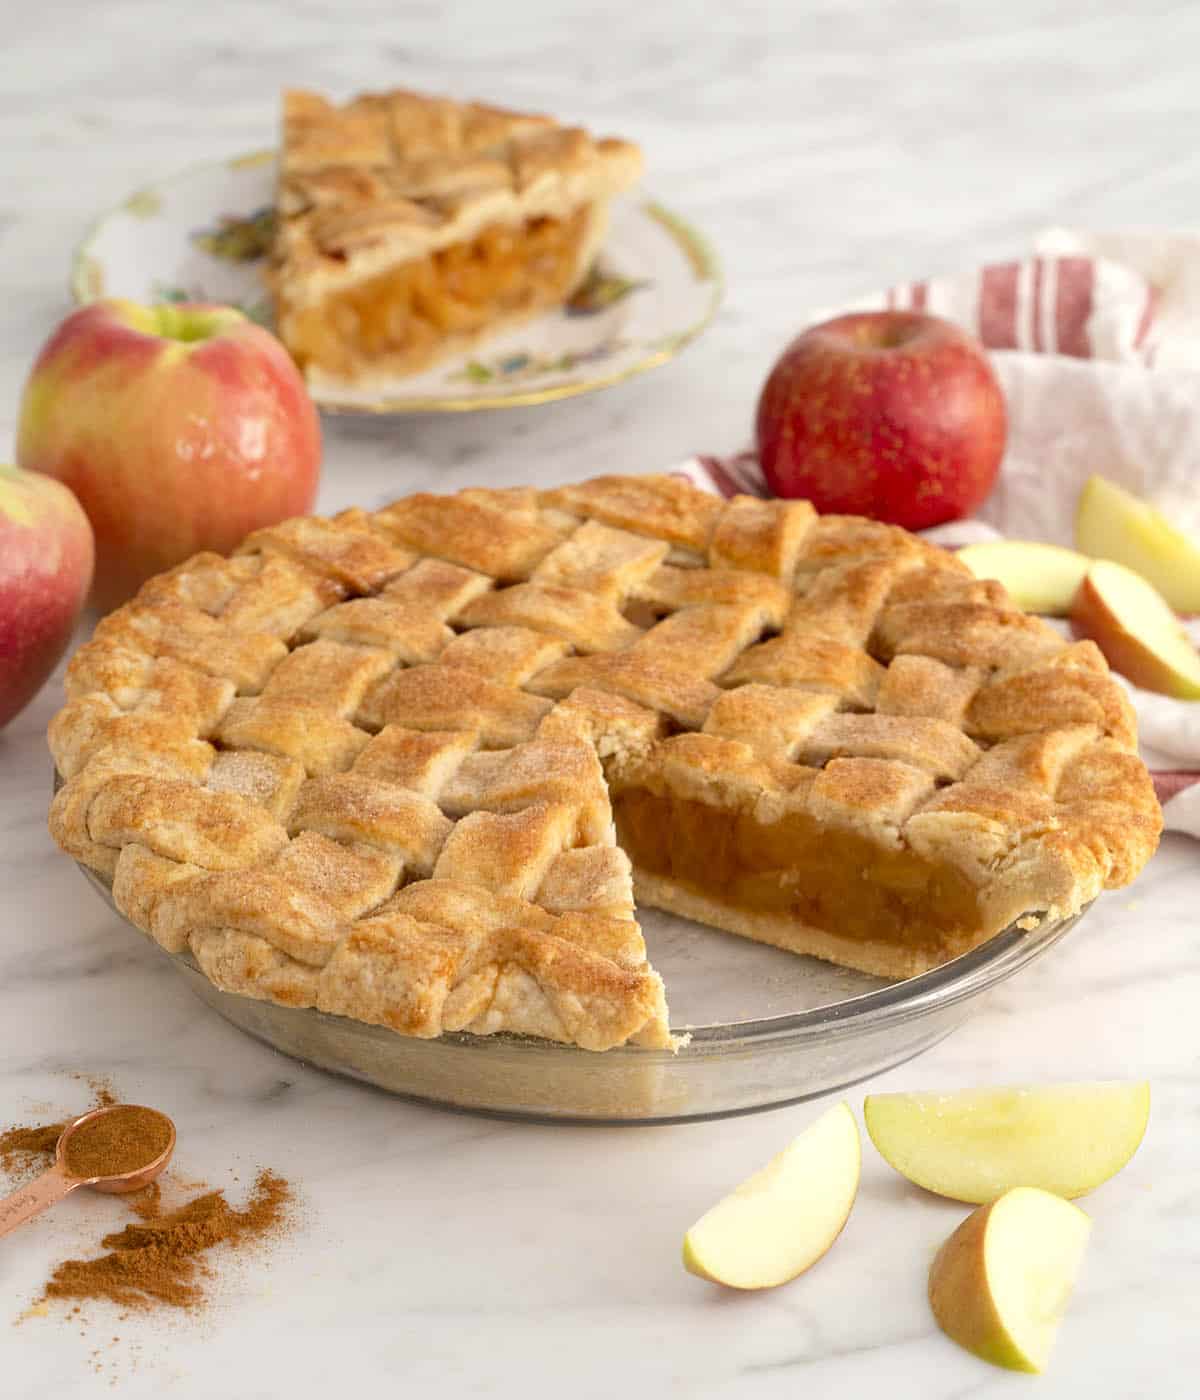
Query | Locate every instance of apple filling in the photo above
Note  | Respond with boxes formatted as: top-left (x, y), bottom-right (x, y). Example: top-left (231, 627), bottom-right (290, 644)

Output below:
top-left (281, 209), bottom-right (592, 379)
top-left (613, 788), bottom-right (983, 952)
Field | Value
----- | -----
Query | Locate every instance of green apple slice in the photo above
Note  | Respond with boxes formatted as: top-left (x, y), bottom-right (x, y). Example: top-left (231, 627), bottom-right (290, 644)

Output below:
top-left (957, 540), bottom-right (1091, 615)
top-left (682, 1101), bottom-right (860, 1289)
top-left (1075, 474), bottom-right (1200, 613)
top-left (864, 1081), bottom-right (1150, 1203)
top-left (929, 1187), bottom-right (1091, 1374)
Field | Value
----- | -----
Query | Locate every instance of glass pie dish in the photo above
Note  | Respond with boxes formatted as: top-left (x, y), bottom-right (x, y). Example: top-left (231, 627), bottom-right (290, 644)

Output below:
top-left (71, 849), bottom-right (1085, 1124)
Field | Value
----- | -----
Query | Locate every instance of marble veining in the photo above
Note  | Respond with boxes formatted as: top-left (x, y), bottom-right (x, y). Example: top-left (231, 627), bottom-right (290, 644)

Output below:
top-left (2, 2), bottom-right (1198, 1395)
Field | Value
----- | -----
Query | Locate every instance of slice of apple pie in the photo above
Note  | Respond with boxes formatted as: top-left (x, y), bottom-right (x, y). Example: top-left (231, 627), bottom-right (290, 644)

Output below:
top-left (268, 88), bottom-right (643, 385)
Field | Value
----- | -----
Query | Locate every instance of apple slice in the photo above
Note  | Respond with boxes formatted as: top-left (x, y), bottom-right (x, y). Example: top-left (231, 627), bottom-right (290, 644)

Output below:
top-left (957, 540), bottom-right (1091, 615)
top-left (682, 1101), bottom-right (860, 1289)
top-left (1071, 560), bottom-right (1200, 698)
top-left (864, 1081), bottom-right (1150, 1203)
top-left (1076, 474), bottom-right (1200, 614)
top-left (929, 1187), bottom-right (1091, 1373)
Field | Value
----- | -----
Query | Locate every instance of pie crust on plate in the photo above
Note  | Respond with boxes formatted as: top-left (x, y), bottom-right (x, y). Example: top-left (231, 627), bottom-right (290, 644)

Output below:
top-left (269, 87), bottom-right (643, 386)
top-left (48, 475), bottom-right (1162, 1051)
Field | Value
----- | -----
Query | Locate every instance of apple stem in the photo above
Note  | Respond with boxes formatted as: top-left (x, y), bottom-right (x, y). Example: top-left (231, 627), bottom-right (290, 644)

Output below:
top-left (153, 305), bottom-right (230, 343)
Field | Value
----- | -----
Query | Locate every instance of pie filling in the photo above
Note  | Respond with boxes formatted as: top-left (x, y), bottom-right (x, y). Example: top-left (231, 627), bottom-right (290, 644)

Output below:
top-left (612, 789), bottom-right (984, 952)
top-left (281, 208), bottom-right (592, 378)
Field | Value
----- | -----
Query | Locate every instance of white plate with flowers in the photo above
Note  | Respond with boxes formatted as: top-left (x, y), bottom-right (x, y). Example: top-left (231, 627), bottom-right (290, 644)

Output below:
top-left (70, 151), bottom-right (723, 415)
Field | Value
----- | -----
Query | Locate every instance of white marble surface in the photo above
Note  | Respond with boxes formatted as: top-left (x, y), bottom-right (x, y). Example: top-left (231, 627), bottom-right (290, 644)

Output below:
top-left (3, 2), bottom-right (1200, 1395)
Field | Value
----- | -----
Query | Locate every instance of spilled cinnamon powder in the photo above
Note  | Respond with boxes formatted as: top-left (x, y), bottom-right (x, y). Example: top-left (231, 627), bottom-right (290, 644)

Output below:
top-left (0, 1120), bottom-right (66, 1173)
top-left (73, 1075), bottom-right (117, 1110)
top-left (2, 1098), bottom-right (295, 1317)
top-left (43, 1170), bottom-right (292, 1311)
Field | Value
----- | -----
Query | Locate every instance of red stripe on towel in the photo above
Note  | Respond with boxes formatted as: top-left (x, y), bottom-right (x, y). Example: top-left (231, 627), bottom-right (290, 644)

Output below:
top-left (978, 263), bottom-right (1020, 349)
top-left (1031, 258), bottom-right (1045, 352)
top-left (1134, 281), bottom-right (1159, 352)
top-left (1152, 771), bottom-right (1200, 805)
top-left (1054, 256), bottom-right (1094, 358)
top-left (695, 455), bottom-right (742, 499)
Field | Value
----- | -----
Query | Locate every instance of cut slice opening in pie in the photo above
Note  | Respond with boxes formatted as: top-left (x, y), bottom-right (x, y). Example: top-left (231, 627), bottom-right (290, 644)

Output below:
top-left (48, 476), bottom-right (1163, 1052)
top-left (269, 88), bottom-right (643, 384)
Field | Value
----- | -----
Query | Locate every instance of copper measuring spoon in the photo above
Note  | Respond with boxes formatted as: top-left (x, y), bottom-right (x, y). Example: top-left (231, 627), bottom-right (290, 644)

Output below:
top-left (0, 1104), bottom-right (175, 1239)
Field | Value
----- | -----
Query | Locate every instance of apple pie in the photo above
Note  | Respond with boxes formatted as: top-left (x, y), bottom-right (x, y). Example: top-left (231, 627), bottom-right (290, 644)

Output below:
top-left (48, 475), bottom-right (1162, 1051)
top-left (268, 88), bottom-right (643, 385)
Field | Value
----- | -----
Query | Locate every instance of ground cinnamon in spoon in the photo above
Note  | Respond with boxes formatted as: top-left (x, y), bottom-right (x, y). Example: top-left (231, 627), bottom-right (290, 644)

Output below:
top-left (62, 1107), bottom-right (173, 1180)
top-left (43, 1170), bottom-right (292, 1311)
top-left (0, 1083), bottom-right (117, 1176)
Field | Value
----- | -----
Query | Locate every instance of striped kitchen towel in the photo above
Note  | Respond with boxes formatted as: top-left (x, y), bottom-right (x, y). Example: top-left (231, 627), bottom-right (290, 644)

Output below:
top-left (680, 228), bottom-right (1200, 836)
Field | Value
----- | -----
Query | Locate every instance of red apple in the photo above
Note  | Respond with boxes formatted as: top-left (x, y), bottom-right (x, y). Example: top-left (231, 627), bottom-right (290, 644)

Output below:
top-left (755, 311), bottom-right (1006, 529)
top-left (0, 465), bottom-right (94, 729)
top-left (16, 299), bottom-right (321, 612)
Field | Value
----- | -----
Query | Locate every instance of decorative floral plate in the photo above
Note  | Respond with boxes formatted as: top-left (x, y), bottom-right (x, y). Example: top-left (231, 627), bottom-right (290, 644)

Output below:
top-left (70, 151), bottom-right (723, 414)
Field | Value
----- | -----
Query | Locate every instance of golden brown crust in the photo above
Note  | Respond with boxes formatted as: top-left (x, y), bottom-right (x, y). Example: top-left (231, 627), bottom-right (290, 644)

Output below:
top-left (271, 87), bottom-right (643, 382)
top-left (48, 475), bottom-right (1162, 1051)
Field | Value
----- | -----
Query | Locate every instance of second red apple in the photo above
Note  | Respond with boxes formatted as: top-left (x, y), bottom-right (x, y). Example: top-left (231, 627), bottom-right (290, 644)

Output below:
top-left (756, 311), bottom-right (1006, 530)
top-left (16, 300), bottom-right (321, 612)
top-left (0, 465), bottom-right (93, 729)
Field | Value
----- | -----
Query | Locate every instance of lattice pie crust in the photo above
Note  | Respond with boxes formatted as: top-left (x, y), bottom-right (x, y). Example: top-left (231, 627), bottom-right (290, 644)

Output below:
top-left (48, 475), bottom-right (1162, 1051)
